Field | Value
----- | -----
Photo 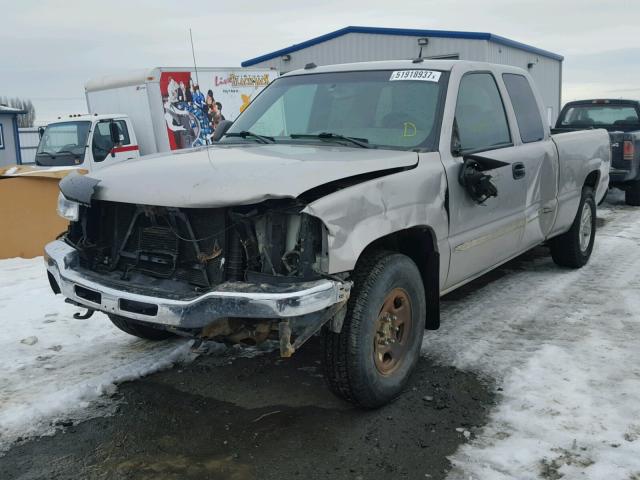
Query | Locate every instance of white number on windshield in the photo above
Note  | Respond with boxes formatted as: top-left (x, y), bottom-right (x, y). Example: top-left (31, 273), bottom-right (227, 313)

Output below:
top-left (389, 70), bottom-right (441, 82)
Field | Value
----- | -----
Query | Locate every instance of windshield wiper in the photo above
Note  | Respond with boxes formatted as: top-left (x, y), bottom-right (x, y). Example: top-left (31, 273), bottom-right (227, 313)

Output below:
top-left (290, 132), bottom-right (371, 148)
top-left (224, 131), bottom-right (275, 144)
top-left (37, 150), bottom-right (80, 158)
top-left (56, 149), bottom-right (82, 158)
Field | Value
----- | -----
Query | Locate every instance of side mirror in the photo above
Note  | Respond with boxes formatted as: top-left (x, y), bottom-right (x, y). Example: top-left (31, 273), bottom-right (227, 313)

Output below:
top-left (38, 126), bottom-right (45, 139)
top-left (212, 120), bottom-right (233, 142)
top-left (458, 155), bottom-right (509, 204)
top-left (108, 121), bottom-right (120, 157)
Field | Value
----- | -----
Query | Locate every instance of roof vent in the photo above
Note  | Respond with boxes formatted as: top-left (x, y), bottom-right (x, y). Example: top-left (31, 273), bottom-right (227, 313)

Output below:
top-left (304, 62), bottom-right (317, 70)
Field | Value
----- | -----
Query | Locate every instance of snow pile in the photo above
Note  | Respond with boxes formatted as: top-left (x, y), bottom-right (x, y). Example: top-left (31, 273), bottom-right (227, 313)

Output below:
top-left (424, 193), bottom-right (640, 479)
top-left (0, 257), bottom-right (194, 452)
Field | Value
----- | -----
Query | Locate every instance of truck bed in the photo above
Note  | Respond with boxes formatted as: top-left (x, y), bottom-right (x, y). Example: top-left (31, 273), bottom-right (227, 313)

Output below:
top-left (550, 129), bottom-right (611, 232)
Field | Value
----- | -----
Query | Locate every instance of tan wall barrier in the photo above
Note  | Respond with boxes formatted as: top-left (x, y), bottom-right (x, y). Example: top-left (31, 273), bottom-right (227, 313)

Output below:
top-left (0, 166), bottom-right (75, 259)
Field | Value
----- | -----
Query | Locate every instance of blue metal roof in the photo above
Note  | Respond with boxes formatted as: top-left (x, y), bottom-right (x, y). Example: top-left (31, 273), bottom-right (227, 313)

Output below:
top-left (241, 26), bottom-right (564, 67)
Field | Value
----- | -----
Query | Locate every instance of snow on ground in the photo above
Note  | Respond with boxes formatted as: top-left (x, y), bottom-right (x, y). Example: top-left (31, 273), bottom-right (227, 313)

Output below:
top-left (2, 190), bottom-right (640, 479)
top-left (424, 189), bottom-right (640, 480)
top-left (0, 257), bottom-right (195, 452)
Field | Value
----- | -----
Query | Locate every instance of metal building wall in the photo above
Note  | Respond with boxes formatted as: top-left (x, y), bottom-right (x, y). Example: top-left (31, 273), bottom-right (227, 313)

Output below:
top-left (246, 32), bottom-right (562, 124)
top-left (250, 33), bottom-right (490, 72)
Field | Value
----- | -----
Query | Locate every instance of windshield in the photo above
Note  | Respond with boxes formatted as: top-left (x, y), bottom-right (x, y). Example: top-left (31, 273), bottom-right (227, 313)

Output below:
top-left (221, 69), bottom-right (447, 150)
top-left (36, 121), bottom-right (90, 166)
top-left (559, 104), bottom-right (640, 128)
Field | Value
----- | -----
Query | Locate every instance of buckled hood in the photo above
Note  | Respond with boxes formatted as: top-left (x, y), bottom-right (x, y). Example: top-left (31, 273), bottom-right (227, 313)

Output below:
top-left (88, 144), bottom-right (419, 208)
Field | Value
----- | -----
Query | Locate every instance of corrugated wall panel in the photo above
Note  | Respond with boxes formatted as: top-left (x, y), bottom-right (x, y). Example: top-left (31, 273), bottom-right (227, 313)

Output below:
top-left (252, 34), bottom-right (491, 72)
top-left (249, 33), bottom-right (561, 123)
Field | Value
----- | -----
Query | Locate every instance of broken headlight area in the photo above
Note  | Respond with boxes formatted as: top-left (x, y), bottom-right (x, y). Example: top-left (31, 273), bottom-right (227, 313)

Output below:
top-left (56, 192), bottom-right (80, 222)
top-left (62, 198), bottom-right (329, 295)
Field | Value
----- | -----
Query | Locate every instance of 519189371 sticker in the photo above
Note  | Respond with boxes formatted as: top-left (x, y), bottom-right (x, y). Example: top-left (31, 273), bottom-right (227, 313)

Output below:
top-left (389, 70), bottom-right (441, 82)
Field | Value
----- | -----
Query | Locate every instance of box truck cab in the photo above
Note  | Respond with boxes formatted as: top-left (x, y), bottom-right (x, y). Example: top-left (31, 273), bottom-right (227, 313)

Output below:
top-left (35, 114), bottom-right (139, 171)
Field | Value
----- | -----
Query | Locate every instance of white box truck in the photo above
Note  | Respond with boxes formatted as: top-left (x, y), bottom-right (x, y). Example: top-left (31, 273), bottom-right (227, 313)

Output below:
top-left (30, 67), bottom-right (278, 171)
top-left (84, 67), bottom-right (278, 156)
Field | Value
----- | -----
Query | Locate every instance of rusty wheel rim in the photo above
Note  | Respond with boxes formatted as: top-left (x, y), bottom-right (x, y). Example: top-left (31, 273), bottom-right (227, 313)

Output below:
top-left (373, 288), bottom-right (412, 376)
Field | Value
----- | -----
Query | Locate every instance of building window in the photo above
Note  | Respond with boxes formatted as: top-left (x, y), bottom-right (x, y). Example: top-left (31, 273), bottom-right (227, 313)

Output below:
top-left (0, 123), bottom-right (4, 149)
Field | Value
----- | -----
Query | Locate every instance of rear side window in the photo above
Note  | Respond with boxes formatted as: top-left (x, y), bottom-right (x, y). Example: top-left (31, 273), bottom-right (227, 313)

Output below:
top-left (503, 74), bottom-right (545, 143)
top-left (454, 73), bottom-right (511, 153)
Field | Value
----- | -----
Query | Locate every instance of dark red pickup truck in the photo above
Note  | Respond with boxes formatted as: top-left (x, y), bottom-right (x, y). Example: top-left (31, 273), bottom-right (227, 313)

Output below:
top-left (554, 99), bottom-right (640, 205)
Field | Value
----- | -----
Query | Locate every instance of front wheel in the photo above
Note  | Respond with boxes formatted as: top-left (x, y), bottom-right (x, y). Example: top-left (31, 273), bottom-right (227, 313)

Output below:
top-left (322, 251), bottom-right (426, 408)
top-left (549, 187), bottom-right (596, 268)
top-left (108, 314), bottom-right (175, 340)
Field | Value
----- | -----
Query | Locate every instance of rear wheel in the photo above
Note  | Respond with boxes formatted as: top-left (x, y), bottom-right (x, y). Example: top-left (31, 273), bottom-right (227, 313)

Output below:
top-left (323, 251), bottom-right (426, 408)
top-left (625, 182), bottom-right (640, 206)
top-left (108, 314), bottom-right (175, 340)
top-left (549, 187), bottom-right (596, 268)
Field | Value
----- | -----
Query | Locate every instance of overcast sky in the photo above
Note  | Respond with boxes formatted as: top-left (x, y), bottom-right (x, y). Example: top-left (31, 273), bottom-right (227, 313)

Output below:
top-left (1, 0), bottom-right (639, 124)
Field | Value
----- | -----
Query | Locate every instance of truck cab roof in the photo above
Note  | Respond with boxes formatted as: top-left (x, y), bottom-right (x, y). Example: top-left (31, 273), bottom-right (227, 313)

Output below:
top-left (51, 113), bottom-right (129, 123)
top-left (282, 59), bottom-right (529, 77)
top-left (564, 99), bottom-right (640, 106)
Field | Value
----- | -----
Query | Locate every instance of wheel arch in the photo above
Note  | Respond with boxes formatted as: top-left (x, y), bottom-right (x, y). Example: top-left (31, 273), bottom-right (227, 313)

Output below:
top-left (584, 169), bottom-right (600, 190)
top-left (356, 226), bottom-right (440, 330)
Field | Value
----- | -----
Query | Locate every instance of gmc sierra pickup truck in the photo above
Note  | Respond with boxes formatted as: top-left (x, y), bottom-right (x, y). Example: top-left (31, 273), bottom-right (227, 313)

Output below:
top-left (555, 99), bottom-right (640, 205)
top-left (46, 60), bottom-right (610, 407)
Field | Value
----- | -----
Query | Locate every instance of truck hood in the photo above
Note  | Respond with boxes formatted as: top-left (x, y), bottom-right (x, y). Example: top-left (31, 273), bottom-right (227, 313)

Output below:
top-left (90, 144), bottom-right (419, 208)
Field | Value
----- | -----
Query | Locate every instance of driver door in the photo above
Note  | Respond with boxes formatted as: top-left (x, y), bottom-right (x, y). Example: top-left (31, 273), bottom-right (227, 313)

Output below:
top-left (442, 71), bottom-right (526, 290)
top-left (90, 120), bottom-right (135, 168)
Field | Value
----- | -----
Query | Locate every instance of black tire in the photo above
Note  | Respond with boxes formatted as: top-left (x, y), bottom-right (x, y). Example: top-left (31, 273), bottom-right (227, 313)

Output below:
top-left (625, 182), bottom-right (640, 206)
top-left (108, 314), bottom-right (175, 340)
top-left (322, 251), bottom-right (426, 408)
top-left (549, 187), bottom-right (596, 268)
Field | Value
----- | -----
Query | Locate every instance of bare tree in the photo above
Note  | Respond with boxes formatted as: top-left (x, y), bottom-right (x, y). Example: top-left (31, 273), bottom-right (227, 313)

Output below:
top-left (0, 96), bottom-right (36, 127)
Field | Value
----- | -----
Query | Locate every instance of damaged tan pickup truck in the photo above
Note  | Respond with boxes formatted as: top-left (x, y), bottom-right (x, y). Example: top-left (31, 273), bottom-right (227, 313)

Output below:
top-left (45, 60), bottom-right (610, 407)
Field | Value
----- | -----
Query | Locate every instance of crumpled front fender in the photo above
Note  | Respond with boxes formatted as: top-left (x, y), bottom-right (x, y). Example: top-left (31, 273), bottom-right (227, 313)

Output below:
top-left (303, 152), bottom-right (449, 279)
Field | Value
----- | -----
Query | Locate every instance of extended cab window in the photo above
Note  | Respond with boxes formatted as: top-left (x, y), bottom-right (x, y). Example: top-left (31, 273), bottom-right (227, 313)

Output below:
top-left (454, 73), bottom-right (511, 153)
top-left (92, 120), bottom-right (130, 162)
top-left (503, 74), bottom-right (544, 143)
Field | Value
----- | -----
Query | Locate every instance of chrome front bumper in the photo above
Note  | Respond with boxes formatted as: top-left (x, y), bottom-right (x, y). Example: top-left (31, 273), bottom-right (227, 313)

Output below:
top-left (44, 240), bottom-right (350, 329)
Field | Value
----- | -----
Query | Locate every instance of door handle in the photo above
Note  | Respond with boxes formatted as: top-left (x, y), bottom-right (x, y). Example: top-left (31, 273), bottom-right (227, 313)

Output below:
top-left (512, 162), bottom-right (526, 179)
